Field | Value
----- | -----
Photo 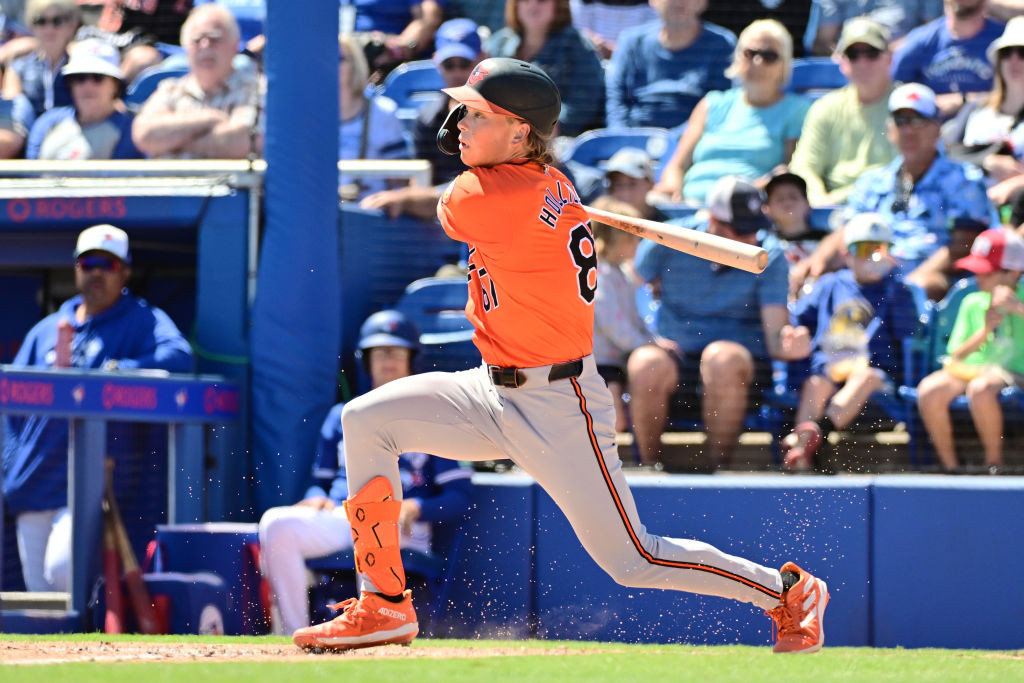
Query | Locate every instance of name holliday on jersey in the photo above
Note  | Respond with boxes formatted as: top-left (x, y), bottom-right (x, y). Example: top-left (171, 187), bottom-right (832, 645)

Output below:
top-left (538, 180), bottom-right (581, 229)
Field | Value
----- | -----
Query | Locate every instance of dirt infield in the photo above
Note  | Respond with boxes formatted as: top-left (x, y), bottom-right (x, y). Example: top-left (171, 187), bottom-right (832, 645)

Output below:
top-left (0, 640), bottom-right (585, 665)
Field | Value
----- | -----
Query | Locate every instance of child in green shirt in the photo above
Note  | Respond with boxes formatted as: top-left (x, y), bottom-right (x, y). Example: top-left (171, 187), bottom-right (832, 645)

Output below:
top-left (916, 228), bottom-right (1024, 473)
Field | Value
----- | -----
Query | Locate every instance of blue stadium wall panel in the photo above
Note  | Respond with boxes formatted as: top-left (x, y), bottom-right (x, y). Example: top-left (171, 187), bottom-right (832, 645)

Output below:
top-left (250, 0), bottom-right (340, 513)
top-left (338, 205), bottom-right (464, 387)
top-left (441, 474), bottom-right (537, 638)
top-left (531, 476), bottom-right (871, 646)
top-left (871, 477), bottom-right (1024, 650)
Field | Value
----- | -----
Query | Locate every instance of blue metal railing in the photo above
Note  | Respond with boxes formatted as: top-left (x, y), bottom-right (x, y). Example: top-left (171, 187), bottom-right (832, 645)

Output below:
top-left (0, 366), bottom-right (240, 629)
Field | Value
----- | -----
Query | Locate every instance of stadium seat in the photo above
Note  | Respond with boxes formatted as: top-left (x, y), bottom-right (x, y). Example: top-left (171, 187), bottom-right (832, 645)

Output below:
top-left (787, 57), bottom-right (846, 100)
top-left (560, 126), bottom-right (673, 175)
top-left (125, 63), bottom-right (190, 109)
top-left (394, 276), bottom-right (480, 372)
top-left (378, 59), bottom-right (445, 131)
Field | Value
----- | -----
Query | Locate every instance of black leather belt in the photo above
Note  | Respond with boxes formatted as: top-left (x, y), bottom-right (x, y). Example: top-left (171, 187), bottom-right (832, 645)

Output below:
top-left (488, 359), bottom-right (584, 388)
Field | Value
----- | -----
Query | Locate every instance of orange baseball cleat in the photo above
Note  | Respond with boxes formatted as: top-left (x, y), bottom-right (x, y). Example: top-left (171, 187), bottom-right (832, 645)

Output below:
top-left (292, 590), bottom-right (418, 652)
top-left (766, 562), bottom-right (829, 653)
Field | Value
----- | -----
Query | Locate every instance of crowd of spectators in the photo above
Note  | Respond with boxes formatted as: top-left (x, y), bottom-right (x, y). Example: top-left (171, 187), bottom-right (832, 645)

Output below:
top-left (5, 0), bottom-right (1024, 477)
top-left (332, 0), bottom-right (1024, 474)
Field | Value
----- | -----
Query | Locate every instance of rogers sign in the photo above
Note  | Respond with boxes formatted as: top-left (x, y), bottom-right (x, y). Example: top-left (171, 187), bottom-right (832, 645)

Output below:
top-left (204, 386), bottom-right (240, 415)
top-left (0, 377), bottom-right (55, 406)
top-left (101, 382), bottom-right (158, 411)
top-left (6, 197), bottom-right (128, 223)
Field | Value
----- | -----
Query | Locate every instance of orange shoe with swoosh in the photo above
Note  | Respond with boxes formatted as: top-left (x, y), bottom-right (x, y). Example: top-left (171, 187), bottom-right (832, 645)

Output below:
top-left (766, 562), bottom-right (829, 653)
top-left (292, 590), bottom-right (418, 651)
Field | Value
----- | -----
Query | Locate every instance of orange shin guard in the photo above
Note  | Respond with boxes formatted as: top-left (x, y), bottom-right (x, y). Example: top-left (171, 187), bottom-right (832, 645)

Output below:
top-left (343, 476), bottom-right (406, 595)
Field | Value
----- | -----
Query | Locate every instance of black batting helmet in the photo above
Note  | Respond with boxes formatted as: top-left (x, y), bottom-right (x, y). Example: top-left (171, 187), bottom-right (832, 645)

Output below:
top-left (437, 57), bottom-right (561, 155)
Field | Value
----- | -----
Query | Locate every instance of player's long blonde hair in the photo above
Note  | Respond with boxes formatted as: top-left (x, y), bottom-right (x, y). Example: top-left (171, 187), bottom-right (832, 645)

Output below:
top-left (520, 123), bottom-right (555, 166)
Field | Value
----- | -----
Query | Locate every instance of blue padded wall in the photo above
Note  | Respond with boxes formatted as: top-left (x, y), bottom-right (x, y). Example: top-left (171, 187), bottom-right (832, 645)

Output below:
top-left (250, 1), bottom-right (339, 512)
top-left (338, 205), bottom-right (464, 373)
top-left (872, 477), bottom-right (1024, 649)
top-left (532, 475), bottom-right (871, 646)
top-left (441, 474), bottom-right (537, 638)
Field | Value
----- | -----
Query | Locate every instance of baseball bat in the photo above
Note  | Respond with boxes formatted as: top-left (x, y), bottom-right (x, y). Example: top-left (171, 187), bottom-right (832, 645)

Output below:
top-left (104, 459), bottom-right (163, 635)
top-left (101, 498), bottom-right (125, 634)
top-left (583, 205), bottom-right (769, 274)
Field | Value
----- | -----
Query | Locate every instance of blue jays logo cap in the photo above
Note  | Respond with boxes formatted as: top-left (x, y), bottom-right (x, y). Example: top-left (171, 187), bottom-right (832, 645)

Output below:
top-left (433, 18), bottom-right (481, 65)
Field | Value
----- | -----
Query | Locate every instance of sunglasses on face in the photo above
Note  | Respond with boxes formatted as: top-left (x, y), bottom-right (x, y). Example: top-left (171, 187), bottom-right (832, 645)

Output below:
top-left (999, 45), bottom-right (1024, 60)
top-left (189, 30), bottom-right (224, 46)
top-left (742, 48), bottom-right (780, 64)
top-left (66, 73), bottom-right (106, 86)
top-left (844, 46), bottom-right (883, 62)
top-left (851, 241), bottom-right (889, 258)
top-left (892, 113), bottom-right (932, 128)
top-left (76, 255), bottom-right (122, 272)
top-left (32, 14), bottom-right (70, 28)
top-left (440, 58), bottom-right (473, 71)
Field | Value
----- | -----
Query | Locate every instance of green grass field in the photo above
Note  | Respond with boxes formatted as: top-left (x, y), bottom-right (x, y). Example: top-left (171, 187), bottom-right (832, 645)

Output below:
top-left (2, 634), bottom-right (1022, 682)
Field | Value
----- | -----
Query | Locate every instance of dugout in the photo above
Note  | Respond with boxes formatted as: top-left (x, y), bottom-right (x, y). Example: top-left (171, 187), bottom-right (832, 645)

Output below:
top-left (0, 161), bottom-right (257, 592)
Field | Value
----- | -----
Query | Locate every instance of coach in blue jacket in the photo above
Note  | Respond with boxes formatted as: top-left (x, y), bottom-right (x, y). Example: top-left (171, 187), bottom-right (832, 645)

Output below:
top-left (2, 224), bottom-right (193, 592)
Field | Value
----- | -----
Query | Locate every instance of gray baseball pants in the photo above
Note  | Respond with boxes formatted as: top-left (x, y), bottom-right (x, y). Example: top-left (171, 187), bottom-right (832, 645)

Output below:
top-left (341, 354), bottom-right (783, 610)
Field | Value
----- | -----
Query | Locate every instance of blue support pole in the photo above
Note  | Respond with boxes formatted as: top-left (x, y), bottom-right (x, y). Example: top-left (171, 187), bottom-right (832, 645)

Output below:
top-left (250, 1), bottom-right (340, 513)
top-left (69, 418), bottom-right (105, 626)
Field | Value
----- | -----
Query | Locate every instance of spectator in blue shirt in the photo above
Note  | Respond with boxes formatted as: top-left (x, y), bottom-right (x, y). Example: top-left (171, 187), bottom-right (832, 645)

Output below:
top-left (2, 0), bottom-right (79, 117)
top-left (653, 19), bottom-right (811, 203)
top-left (792, 83), bottom-right (998, 300)
top-left (258, 310), bottom-right (473, 635)
top-left (2, 224), bottom-right (194, 592)
top-left (780, 213), bottom-right (917, 471)
top-left (811, 0), bottom-right (944, 55)
top-left (485, 0), bottom-right (606, 136)
top-left (26, 39), bottom-right (141, 159)
top-left (627, 176), bottom-right (805, 469)
top-left (891, 0), bottom-right (1005, 118)
top-left (605, 0), bottom-right (735, 131)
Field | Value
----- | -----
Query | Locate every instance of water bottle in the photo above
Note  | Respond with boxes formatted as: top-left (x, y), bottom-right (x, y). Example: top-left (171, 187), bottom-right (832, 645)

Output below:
top-left (55, 319), bottom-right (73, 368)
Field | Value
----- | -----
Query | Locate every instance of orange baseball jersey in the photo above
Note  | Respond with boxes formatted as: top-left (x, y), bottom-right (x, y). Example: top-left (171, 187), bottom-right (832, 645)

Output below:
top-left (437, 160), bottom-right (596, 367)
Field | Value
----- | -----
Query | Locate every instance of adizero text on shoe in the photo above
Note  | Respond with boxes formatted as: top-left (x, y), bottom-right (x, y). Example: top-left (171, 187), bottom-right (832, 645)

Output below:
top-left (766, 561), bottom-right (829, 654)
top-left (292, 590), bottom-right (418, 651)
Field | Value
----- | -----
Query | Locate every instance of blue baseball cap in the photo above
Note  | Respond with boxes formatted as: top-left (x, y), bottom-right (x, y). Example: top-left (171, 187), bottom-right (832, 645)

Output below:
top-left (433, 18), bottom-right (481, 66)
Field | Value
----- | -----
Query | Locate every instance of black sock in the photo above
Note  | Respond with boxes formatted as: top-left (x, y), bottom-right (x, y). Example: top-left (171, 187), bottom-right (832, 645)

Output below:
top-left (376, 591), bottom-right (406, 603)
top-left (817, 416), bottom-right (836, 437)
top-left (781, 570), bottom-right (800, 592)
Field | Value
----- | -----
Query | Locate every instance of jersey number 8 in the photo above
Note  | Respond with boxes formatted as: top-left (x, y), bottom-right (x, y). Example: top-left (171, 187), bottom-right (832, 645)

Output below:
top-left (568, 223), bottom-right (597, 304)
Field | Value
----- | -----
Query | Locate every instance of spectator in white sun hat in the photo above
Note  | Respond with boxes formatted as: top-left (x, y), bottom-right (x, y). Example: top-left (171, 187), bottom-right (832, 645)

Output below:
top-left (25, 38), bottom-right (140, 159)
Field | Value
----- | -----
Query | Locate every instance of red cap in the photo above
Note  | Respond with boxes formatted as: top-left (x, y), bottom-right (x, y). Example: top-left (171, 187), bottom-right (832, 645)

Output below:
top-left (955, 227), bottom-right (1024, 274)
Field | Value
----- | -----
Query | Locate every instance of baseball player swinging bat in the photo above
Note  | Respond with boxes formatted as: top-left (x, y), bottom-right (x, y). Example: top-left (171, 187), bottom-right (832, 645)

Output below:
top-left (104, 459), bottom-right (162, 635)
top-left (582, 204), bottom-right (769, 274)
